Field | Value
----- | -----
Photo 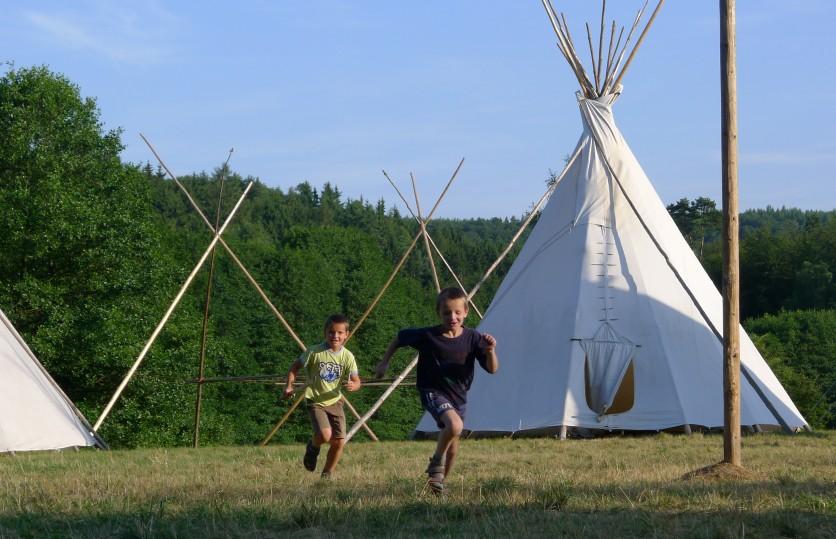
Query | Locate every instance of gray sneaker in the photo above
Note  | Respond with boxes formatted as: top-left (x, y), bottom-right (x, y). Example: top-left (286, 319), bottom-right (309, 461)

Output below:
top-left (425, 455), bottom-right (445, 495)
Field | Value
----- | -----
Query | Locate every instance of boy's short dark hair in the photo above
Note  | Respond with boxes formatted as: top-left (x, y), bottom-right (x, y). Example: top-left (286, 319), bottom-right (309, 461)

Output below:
top-left (435, 287), bottom-right (468, 312)
top-left (324, 313), bottom-right (350, 331)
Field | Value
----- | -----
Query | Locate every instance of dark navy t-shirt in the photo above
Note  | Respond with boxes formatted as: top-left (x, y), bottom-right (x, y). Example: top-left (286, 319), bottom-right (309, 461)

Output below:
top-left (397, 326), bottom-right (488, 407)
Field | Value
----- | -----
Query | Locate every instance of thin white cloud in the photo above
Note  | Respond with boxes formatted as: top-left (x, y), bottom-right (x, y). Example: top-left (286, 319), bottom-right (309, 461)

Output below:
top-left (22, 2), bottom-right (180, 64)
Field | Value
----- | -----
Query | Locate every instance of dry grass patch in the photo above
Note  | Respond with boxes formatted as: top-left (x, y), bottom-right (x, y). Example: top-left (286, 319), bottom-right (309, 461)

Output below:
top-left (0, 432), bottom-right (834, 537)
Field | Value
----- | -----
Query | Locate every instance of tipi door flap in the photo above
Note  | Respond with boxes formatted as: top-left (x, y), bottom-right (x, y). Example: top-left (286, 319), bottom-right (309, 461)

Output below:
top-left (579, 323), bottom-right (637, 418)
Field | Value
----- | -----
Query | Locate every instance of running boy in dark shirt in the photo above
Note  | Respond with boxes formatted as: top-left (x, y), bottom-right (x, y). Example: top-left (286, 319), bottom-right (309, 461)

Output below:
top-left (375, 287), bottom-right (499, 494)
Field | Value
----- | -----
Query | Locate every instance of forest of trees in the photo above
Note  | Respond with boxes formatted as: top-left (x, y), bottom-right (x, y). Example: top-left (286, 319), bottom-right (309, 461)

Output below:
top-left (1, 66), bottom-right (834, 447)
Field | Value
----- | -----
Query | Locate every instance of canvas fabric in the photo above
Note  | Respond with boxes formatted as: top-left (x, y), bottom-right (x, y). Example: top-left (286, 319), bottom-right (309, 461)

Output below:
top-left (0, 308), bottom-right (99, 452)
top-left (416, 92), bottom-right (807, 434)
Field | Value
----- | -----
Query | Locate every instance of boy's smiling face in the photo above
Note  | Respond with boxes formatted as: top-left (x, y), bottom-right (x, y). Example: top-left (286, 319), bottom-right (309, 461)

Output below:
top-left (437, 297), bottom-right (468, 335)
top-left (324, 322), bottom-right (349, 351)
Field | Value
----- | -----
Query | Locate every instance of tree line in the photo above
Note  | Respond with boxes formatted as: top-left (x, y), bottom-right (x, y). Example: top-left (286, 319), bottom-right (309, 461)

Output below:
top-left (1, 66), bottom-right (833, 448)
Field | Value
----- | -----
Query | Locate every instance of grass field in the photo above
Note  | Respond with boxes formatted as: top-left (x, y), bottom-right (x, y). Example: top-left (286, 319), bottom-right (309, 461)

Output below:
top-left (1, 432), bottom-right (834, 538)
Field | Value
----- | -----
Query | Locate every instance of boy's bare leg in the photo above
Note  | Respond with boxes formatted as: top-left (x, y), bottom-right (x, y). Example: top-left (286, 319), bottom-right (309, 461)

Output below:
top-left (313, 428), bottom-right (331, 448)
top-left (322, 438), bottom-right (345, 475)
top-left (434, 410), bottom-right (463, 461)
top-left (444, 437), bottom-right (459, 477)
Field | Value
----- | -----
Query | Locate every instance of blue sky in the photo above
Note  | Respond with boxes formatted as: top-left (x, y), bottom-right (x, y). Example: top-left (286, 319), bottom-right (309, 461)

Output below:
top-left (3, 1), bottom-right (835, 218)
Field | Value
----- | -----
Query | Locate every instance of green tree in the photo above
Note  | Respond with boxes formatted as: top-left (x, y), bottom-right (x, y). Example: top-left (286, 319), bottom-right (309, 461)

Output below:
top-left (0, 65), bottom-right (190, 445)
top-left (746, 309), bottom-right (836, 428)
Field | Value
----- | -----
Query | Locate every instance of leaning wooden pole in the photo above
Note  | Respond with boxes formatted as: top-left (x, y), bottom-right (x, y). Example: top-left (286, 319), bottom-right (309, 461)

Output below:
top-left (93, 182), bottom-right (254, 431)
top-left (411, 173), bottom-right (441, 293)
top-left (194, 150), bottom-right (233, 448)
top-left (720, 0), bottom-right (741, 467)
top-left (140, 134), bottom-right (307, 352)
top-left (260, 392), bottom-right (305, 446)
top-left (342, 396), bottom-right (379, 441)
top-left (345, 354), bottom-right (419, 442)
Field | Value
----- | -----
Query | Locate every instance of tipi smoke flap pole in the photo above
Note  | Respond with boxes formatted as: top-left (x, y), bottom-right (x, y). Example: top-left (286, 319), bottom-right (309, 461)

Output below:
top-left (93, 181), bottom-right (255, 431)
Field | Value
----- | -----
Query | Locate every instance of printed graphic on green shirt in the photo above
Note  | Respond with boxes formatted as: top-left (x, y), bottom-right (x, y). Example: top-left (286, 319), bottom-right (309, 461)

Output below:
top-left (318, 361), bottom-right (342, 382)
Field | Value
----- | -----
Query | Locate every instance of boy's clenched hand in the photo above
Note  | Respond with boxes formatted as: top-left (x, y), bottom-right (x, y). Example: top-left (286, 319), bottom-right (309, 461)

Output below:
top-left (480, 333), bottom-right (497, 353)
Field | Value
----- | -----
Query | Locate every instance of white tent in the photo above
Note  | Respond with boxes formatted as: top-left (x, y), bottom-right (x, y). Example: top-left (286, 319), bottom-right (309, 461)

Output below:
top-left (0, 307), bottom-right (104, 452)
top-left (416, 1), bottom-right (807, 436)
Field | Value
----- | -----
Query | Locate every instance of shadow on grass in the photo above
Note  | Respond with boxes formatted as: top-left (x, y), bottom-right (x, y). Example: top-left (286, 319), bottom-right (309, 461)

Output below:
top-left (1, 505), bottom-right (832, 539)
top-left (1, 478), bottom-right (834, 538)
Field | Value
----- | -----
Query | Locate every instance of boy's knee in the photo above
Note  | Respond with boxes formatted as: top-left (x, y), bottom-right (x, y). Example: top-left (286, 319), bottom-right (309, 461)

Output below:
top-left (332, 437), bottom-right (346, 448)
top-left (317, 429), bottom-right (333, 444)
top-left (443, 412), bottom-right (463, 436)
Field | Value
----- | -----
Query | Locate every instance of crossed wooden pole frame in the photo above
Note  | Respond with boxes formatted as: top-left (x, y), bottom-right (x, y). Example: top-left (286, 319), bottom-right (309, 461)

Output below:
top-left (341, 148), bottom-right (583, 443)
top-left (260, 159), bottom-right (467, 444)
top-left (94, 134), bottom-right (580, 446)
top-left (92, 135), bottom-right (377, 443)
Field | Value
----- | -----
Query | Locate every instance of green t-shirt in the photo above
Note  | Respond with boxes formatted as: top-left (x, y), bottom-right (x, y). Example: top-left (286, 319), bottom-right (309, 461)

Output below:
top-left (297, 343), bottom-right (358, 407)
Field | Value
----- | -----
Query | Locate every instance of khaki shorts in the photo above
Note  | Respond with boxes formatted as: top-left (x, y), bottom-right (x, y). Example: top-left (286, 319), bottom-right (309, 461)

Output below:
top-left (307, 400), bottom-right (346, 439)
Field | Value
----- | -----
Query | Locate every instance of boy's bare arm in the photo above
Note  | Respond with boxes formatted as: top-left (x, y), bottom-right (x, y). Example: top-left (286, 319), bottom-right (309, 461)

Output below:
top-left (283, 361), bottom-right (301, 399)
top-left (480, 333), bottom-right (499, 374)
top-left (375, 336), bottom-right (401, 378)
top-left (344, 372), bottom-right (361, 392)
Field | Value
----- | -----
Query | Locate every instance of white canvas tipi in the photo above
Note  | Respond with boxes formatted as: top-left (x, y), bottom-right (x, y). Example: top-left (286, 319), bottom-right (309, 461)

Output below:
top-left (0, 307), bottom-right (104, 452)
top-left (416, 1), bottom-right (808, 435)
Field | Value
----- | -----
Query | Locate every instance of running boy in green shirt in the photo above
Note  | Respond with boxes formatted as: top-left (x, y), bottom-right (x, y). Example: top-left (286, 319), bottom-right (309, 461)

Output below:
top-left (283, 314), bottom-right (361, 478)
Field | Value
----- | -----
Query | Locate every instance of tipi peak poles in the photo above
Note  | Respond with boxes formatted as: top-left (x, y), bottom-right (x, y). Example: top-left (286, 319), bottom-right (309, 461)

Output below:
top-left (93, 181), bottom-right (254, 431)
top-left (382, 170), bottom-right (482, 317)
top-left (140, 134), bottom-right (306, 351)
top-left (603, 1), bottom-right (647, 95)
top-left (542, 0), bottom-right (595, 97)
top-left (596, 0), bottom-right (607, 94)
top-left (611, 0), bottom-right (665, 91)
top-left (410, 172), bottom-right (441, 293)
top-left (467, 143), bottom-right (583, 302)
top-left (194, 147), bottom-right (234, 448)
top-left (585, 22), bottom-right (600, 93)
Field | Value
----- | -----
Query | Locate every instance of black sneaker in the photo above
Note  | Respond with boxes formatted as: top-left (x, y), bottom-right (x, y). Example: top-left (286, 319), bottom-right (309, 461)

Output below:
top-left (303, 440), bottom-right (320, 471)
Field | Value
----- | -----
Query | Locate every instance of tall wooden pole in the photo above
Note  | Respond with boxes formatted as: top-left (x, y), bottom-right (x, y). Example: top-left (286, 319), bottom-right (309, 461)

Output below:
top-left (720, 0), bottom-right (741, 467)
top-left (194, 151), bottom-right (233, 448)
